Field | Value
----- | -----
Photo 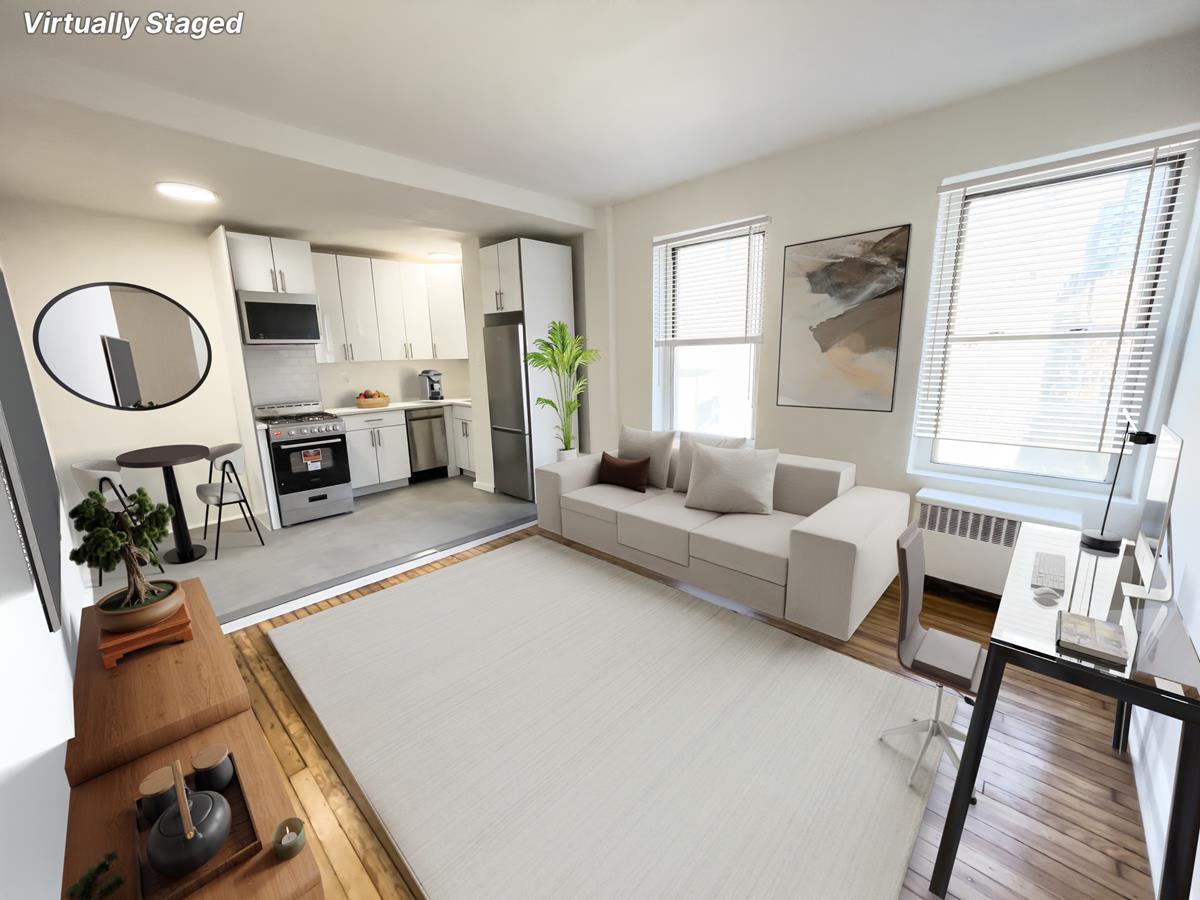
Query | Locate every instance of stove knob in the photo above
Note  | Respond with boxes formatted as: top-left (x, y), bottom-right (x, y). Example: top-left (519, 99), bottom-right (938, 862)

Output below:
top-left (287, 429), bottom-right (296, 436)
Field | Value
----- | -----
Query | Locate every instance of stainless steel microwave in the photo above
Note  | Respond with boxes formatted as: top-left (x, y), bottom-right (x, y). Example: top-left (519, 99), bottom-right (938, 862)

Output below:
top-left (238, 290), bottom-right (322, 344)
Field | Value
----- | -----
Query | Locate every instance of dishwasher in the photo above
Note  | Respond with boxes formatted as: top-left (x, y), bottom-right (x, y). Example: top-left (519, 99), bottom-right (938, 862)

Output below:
top-left (407, 407), bottom-right (450, 481)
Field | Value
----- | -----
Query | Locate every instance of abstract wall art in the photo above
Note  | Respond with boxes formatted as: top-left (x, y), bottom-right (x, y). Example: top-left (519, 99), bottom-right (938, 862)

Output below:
top-left (776, 224), bottom-right (909, 412)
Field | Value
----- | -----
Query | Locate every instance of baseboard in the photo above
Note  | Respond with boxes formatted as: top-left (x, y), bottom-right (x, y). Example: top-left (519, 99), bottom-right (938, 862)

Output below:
top-left (472, 481), bottom-right (495, 493)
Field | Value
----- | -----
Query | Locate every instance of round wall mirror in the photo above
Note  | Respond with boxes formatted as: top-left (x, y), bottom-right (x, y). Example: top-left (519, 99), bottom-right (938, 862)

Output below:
top-left (34, 283), bottom-right (211, 410)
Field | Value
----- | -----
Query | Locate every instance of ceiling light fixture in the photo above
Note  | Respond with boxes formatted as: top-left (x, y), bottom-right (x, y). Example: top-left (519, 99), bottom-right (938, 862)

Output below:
top-left (427, 251), bottom-right (457, 261)
top-left (155, 182), bottom-right (218, 204)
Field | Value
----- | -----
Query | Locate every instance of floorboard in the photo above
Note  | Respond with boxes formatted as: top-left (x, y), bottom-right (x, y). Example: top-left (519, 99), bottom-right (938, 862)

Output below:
top-left (225, 527), bottom-right (1155, 900)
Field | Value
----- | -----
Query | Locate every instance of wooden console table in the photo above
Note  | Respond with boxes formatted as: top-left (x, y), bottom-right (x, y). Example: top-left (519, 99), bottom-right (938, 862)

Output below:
top-left (66, 580), bottom-right (250, 786)
top-left (61, 579), bottom-right (321, 898)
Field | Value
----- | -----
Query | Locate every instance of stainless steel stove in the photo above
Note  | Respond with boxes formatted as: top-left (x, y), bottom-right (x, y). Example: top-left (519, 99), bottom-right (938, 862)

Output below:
top-left (254, 402), bottom-right (353, 526)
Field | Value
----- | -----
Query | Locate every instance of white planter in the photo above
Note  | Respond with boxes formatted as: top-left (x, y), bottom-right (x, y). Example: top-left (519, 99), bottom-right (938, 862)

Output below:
top-left (557, 448), bottom-right (579, 462)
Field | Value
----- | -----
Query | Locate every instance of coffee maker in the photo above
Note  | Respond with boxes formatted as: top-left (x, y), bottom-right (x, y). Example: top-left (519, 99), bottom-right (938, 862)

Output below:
top-left (418, 369), bottom-right (443, 400)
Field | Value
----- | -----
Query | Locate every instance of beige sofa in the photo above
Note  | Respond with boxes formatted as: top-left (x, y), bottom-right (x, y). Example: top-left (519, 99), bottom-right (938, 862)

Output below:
top-left (535, 449), bottom-right (910, 641)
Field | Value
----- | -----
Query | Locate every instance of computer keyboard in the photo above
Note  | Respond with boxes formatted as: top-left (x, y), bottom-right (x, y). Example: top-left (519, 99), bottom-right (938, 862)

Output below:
top-left (1031, 551), bottom-right (1066, 593)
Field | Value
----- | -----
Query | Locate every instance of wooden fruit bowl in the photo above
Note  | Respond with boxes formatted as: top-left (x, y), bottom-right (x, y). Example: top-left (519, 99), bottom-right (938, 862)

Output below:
top-left (355, 396), bottom-right (390, 409)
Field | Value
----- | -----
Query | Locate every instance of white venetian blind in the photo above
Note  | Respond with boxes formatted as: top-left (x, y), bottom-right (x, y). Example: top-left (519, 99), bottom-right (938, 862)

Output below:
top-left (653, 218), bottom-right (767, 346)
top-left (914, 137), bottom-right (1195, 454)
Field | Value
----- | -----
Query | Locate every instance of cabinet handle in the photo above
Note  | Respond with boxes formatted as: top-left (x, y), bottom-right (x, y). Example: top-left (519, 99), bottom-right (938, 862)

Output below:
top-left (406, 342), bottom-right (411, 359)
top-left (370, 429), bottom-right (376, 448)
top-left (498, 289), bottom-right (504, 311)
top-left (377, 428), bottom-right (383, 447)
top-left (279, 268), bottom-right (287, 292)
top-left (494, 290), bottom-right (500, 311)
top-left (433, 342), bottom-right (438, 358)
top-left (350, 343), bottom-right (355, 360)
top-left (270, 268), bottom-right (278, 291)
top-left (342, 343), bottom-right (348, 360)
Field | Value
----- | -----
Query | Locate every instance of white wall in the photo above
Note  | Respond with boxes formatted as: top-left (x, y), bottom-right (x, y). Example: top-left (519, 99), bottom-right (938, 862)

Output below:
top-left (0, 200), bottom-right (252, 528)
top-left (317, 358), bottom-right (471, 408)
top-left (1130, 279), bottom-right (1200, 897)
top-left (591, 28), bottom-right (1200, 523)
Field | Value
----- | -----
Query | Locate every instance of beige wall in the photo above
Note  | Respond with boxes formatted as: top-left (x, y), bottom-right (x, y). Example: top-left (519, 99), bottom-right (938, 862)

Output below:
top-left (591, 29), bottom-right (1200, 510)
top-left (0, 199), bottom-right (250, 528)
top-left (109, 285), bottom-right (203, 405)
top-left (458, 235), bottom-right (495, 489)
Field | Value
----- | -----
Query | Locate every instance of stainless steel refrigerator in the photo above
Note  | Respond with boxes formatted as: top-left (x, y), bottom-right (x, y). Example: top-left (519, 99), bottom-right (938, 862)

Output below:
top-left (483, 313), bottom-right (534, 500)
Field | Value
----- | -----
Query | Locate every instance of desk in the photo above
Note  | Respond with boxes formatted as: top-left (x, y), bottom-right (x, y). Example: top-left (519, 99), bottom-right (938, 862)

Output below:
top-left (117, 443), bottom-right (209, 563)
top-left (930, 523), bottom-right (1200, 899)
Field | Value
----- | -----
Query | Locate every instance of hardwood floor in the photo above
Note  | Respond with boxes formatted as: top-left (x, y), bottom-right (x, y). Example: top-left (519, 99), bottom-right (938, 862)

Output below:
top-left (226, 527), bottom-right (1154, 899)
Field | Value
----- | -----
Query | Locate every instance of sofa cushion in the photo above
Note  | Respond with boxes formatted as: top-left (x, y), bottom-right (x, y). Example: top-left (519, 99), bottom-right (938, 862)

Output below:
top-left (685, 445), bottom-right (779, 515)
top-left (617, 492), bottom-right (720, 566)
top-left (619, 426), bottom-right (676, 489)
top-left (673, 432), bottom-right (750, 492)
top-left (598, 451), bottom-right (650, 492)
top-left (690, 511), bottom-right (804, 586)
top-left (561, 483), bottom-right (662, 524)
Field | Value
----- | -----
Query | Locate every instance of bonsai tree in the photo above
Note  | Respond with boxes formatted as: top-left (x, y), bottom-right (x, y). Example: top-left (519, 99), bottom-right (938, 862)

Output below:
top-left (69, 488), bottom-right (172, 607)
top-left (524, 321), bottom-right (600, 452)
top-left (67, 851), bottom-right (123, 899)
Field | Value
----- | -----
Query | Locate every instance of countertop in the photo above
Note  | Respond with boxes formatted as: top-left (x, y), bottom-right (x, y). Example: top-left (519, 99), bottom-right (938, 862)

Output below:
top-left (255, 397), bottom-right (472, 429)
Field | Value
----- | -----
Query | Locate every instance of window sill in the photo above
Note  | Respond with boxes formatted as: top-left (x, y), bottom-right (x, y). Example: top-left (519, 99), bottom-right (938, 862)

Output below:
top-left (908, 465), bottom-right (1138, 529)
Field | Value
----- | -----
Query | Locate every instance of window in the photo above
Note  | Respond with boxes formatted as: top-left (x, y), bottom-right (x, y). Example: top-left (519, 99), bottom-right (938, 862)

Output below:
top-left (653, 218), bottom-right (767, 438)
top-left (913, 137), bottom-right (1195, 485)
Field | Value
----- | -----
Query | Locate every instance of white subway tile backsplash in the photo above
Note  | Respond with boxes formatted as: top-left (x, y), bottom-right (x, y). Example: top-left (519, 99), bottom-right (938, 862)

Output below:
top-left (243, 345), bottom-right (320, 405)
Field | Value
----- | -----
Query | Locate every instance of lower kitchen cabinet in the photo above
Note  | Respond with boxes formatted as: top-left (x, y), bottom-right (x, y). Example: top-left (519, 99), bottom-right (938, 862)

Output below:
top-left (451, 406), bottom-right (473, 474)
top-left (345, 411), bottom-right (412, 490)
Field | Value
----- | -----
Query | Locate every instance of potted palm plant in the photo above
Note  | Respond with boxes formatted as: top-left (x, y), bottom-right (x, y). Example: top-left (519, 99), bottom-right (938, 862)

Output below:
top-left (525, 321), bottom-right (600, 461)
top-left (69, 488), bottom-right (183, 632)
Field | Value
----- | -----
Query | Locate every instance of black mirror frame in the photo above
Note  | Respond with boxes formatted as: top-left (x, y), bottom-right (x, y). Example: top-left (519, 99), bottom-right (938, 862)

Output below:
top-left (32, 281), bottom-right (213, 412)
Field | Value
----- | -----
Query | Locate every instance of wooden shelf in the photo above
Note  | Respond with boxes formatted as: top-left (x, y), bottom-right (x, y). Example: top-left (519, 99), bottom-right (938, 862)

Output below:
top-left (66, 579), bottom-right (251, 787)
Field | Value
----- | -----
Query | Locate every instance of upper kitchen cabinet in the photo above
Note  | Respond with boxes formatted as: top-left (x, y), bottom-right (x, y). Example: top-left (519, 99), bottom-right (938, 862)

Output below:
top-left (427, 264), bottom-right (468, 359)
top-left (336, 255), bottom-right (382, 361)
top-left (399, 262), bottom-right (434, 360)
top-left (226, 231), bottom-right (316, 295)
top-left (480, 240), bottom-right (524, 314)
top-left (313, 252), bottom-right (348, 363)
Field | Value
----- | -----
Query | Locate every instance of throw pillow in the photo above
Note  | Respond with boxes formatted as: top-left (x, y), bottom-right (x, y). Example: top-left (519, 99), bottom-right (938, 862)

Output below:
top-left (673, 432), bottom-right (751, 492)
top-left (598, 452), bottom-right (650, 493)
top-left (684, 444), bottom-right (779, 515)
top-left (618, 425), bottom-right (676, 489)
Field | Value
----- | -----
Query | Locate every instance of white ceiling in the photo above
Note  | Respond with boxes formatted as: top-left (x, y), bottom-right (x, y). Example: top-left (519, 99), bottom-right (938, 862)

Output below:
top-left (5, 0), bottom-right (1199, 207)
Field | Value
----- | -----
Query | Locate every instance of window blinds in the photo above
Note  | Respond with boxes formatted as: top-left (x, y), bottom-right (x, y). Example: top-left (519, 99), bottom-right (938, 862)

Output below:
top-left (653, 218), bottom-right (767, 346)
top-left (914, 137), bottom-right (1195, 455)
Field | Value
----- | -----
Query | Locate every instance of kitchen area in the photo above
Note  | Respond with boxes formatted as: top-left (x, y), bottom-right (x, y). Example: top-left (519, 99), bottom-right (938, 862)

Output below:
top-left (184, 228), bottom-right (543, 622)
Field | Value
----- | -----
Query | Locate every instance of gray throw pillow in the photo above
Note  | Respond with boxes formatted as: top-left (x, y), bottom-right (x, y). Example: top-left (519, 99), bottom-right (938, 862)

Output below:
top-left (673, 432), bottom-right (750, 492)
top-left (684, 444), bottom-right (779, 515)
top-left (618, 426), bottom-right (676, 489)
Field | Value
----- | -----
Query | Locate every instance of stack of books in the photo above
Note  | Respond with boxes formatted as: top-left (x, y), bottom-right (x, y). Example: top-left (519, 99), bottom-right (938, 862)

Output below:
top-left (1056, 611), bottom-right (1129, 667)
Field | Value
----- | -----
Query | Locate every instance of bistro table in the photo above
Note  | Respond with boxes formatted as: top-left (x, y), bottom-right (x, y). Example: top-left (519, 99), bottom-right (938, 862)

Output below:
top-left (115, 444), bottom-right (209, 564)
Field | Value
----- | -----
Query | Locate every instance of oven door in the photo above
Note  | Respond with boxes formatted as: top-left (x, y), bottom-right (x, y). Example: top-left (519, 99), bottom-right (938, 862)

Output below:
top-left (270, 435), bottom-right (351, 495)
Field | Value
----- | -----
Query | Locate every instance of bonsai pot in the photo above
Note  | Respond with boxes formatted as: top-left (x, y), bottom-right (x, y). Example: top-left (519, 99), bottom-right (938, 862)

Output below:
top-left (96, 579), bottom-right (186, 633)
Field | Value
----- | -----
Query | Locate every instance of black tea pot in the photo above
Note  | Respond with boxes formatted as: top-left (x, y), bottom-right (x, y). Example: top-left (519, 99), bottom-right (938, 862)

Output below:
top-left (148, 759), bottom-right (232, 877)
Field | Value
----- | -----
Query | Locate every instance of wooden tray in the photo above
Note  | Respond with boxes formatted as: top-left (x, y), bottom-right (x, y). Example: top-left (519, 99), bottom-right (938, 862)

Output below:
top-left (133, 754), bottom-right (261, 900)
top-left (98, 601), bottom-right (193, 670)
top-left (355, 396), bottom-right (390, 408)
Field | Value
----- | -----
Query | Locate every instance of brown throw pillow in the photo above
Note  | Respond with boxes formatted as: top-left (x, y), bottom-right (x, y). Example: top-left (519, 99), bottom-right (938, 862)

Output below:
top-left (598, 451), bottom-right (650, 492)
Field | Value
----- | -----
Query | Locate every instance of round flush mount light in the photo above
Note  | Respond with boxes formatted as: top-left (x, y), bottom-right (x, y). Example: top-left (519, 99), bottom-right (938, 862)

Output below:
top-left (427, 251), bottom-right (457, 261)
top-left (155, 182), bottom-right (218, 204)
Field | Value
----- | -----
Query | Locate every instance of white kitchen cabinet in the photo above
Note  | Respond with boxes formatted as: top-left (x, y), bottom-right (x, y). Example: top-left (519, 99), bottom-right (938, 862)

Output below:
top-left (399, 262), bottom-right (433, 359)
top-left (227, 232), bottom-right (317, 295)
top-left (451, 407), bottom-right (473, 473)
top-left (312, 252), bottom-right (348, 363)
top-left (371, 259), bottom-right (409, 361)
top-left (374, 423), bottom-right (412, 483)
top-left (427, 264), bottom-right (468, 359)
top-left (479, 244), bottom-right (502, 315)
top-left (226, 233), bottom-right (276, 292)
top-left (270, 237), bottom-right (316, 294)
top-left (346, 428), bottom-right (379, 490)
top-left (336, 255), bottom-right (382, 362)
top-left (496, 240), bottom-right (523, 312)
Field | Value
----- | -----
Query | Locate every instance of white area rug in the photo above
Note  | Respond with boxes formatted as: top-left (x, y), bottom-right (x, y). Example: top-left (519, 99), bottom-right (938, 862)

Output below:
top-left (271, 537), bottom-right (939, 899)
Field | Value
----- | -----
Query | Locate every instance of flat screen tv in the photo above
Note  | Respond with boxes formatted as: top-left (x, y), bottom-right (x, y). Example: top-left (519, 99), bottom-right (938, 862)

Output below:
top-left (0, 269), bottom-right (61, 630)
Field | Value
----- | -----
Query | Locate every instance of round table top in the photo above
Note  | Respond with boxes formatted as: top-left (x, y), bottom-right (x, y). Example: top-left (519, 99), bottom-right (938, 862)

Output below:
top-left (116, 444), bottom-right (210, 468)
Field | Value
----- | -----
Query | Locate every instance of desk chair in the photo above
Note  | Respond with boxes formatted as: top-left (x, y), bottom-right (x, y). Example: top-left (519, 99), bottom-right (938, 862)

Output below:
top-left (880, 523), bottom-right (986, 787)
top-left (70, 459), bottom-right (166, 585)
top-left (196, 443), bottom-right (264, 559)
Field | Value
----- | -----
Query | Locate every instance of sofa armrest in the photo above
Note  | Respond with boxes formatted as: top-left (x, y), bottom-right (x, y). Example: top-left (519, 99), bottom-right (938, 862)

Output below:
top-left (535, 453), bottom-right (603, 533)
top-left (786, 485), bottom-right (911, 640)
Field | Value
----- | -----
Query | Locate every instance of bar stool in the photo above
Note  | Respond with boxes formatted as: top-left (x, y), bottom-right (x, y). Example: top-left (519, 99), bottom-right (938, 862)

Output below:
top-left (195, 443), bottom-right (264, 559)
